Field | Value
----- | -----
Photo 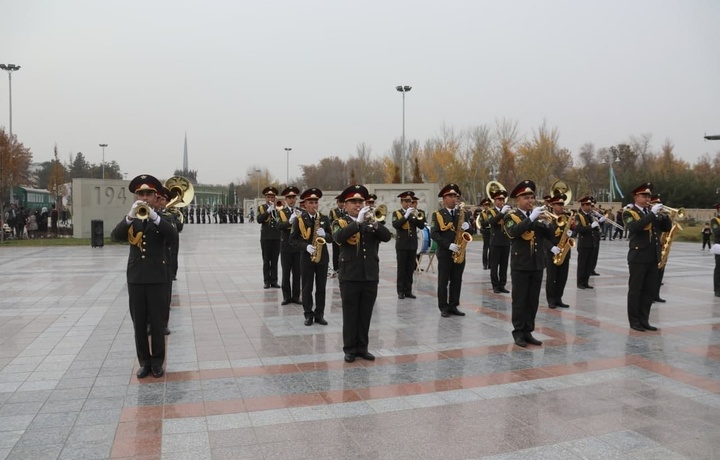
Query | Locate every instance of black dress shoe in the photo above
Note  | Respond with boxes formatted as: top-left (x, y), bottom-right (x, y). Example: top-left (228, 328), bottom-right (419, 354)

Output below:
top-left (304, 317), bottom-right (314, 326)
top-left (652, 297), bottom-right (666, 303)
top-left (397, 293), bottom-right (405, 299)
top-left (281, 300), bottom-right (291, 305)
top-left (499, 287), bottom-right (510, 293)
top-left (344, 353), bottom-right (356, 363)
top-left (449, 308), bottom-right (466, 316)
top-left (591, 271), bottom-right (600, 276)
top-left (440, 310), bottom-right (450, 318)
top-left (358, 351), bottom-right (375, 361)
top-left (136, 366), bottom-right (151, 379)
top-left (557, 302), bottom-right (570, 308)
top-left (630, 325), bottom-right (646, 332)
top-left (548, 303), bottom-right (557, 309)
top-left (151, 366), bottom-right (164, 378)
top-left (641, 324), bottom-right (658, 331)
top-left (264, 283), bottom-right (270, 289)
top-left (270, 284), bottom-right (281, 288)
top-left (493, 288), bottom-right (502, 293)
top-left (577, 284), bottom-right (587, 290)
top-left (514, 337), bottom-right (528, 348)
top-left (583, 284), bottom-right (594, 289)
top-left (525, 335), bottom-right (543, 346)
top-left (291, 299), bottom-right (302, 304)
top-left (405, 293), bottom-right (416, 299)
top-left (315, 317), bottom-right (328, 326)
top-left (164, 327), bottom-right (171, 336)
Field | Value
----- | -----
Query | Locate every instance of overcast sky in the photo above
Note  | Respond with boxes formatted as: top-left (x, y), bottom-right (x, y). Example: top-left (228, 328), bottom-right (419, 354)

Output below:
top-left (2, 0), bottom-right (719, 185)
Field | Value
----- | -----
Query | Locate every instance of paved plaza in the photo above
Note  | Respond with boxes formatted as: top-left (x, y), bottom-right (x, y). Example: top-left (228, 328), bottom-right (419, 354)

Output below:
top-left (1, 222), bottom-right (719, 459)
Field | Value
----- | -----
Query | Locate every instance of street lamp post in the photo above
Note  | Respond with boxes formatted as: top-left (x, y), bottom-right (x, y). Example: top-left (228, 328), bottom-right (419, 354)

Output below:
top-left (0, 64), bottom-right (21, 137)
top-left (284, 148), bottom-right (292, 185)
top-left (255, 169), bottom-right (261, 198)
top-left (0, 64), bottom-right (21, 243)
top-left (99, 144), bottom-right (108, 179)
top-left (395, 85), bottom-right (412, 184)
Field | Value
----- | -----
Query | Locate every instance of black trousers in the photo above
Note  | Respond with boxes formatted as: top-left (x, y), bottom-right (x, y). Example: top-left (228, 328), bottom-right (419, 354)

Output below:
top-left (340, 280), bottom-right (378, 354)
top-left (511, 269), bottom-right (543, 339)
top-left (301, 259), bottom-right (328, 318)
top-left (576, 246), bottom-right (592, 286)
top-left (627, 261), bottom-right (657, 327)
top-left (436, 252), bottom-right (465, 312)
top-left (128, 283), bottom-right (167, 368)
top-left (482, 236), bottom-right (490, 268)
top-left (590, 244), bottom-right (600, 272)
top-left (260, 239), bottom-right (280, 285)
top-left (489, 245), bottom-right (509, 288)
top-left (396, 249), bottom-right (416, 295)
top-left (656, 267), bottom-right (665, 298)
top-left (545, 253), bottom-right (569, 305)
top-left (281, 251), bottom-right (301, 301)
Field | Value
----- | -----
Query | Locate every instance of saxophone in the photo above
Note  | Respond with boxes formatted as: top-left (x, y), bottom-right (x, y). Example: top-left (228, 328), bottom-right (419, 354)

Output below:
top-left (310, 214), bottom-right (326, 264)
top-left (452, 202), bottom-right (473, 264)
top-left (553, 215), bottom-right (575, 266)
top-left (658, 221), bottom-right (681, 269)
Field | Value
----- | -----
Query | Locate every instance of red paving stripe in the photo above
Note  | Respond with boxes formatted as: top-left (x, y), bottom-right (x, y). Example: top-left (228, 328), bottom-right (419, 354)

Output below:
top-left (633, 356), bottom-right (720, 393)
top-left (682, 344), bottom-right (720, 360)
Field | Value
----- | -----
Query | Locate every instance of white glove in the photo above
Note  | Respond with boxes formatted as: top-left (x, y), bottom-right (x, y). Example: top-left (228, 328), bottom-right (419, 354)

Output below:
top-left (591, 221), bottom-right (600, 229)
top-left (306, 244), bottom-right (316, 255)
top-left (529, 207), bottom-right (543, 222)
top-left (449, 243), bottom-right (460, 253)
top-left (404, 207), bottom-right (414, 219)
top-left (711, 244), bottom-right (720, 255)
top-left (266, 203), bottom-right (275, 211)
top-left (598, 216), bottom-right (607, 223)
top-left (316, 228), bottom-right (326, 237)
top-left (567, 230), bottom-right (573, 237)
top-left (356, 206), bottom-right (371, 223)
top-left (651, 204), bottom-right (663, 215)
top-left (500, 205), bottom-right (512, 214)
top-left (461, 222), bottom-right (470, 230)
top-left (550, 246), bottom-right (562, 255)
top-left (128, 200), bottom-right (144, 218)
top-left (289, 213), bottom-right (297, 223)
top-left (148, 208), bottom-right (159, 222)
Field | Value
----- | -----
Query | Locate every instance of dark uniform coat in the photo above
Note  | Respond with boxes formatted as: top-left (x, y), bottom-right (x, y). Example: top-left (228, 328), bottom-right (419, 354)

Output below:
top-left (278, 207), bottom-right (303, 303)
top-left (487, 207), bottom-right (511, 290)
top-left (574, 210), bottom-right (597, 288)
top-left (290, 211), bottom-right (333, 319)
top-left (392, 208), bottom-right (425, 296)
top-left (257, 203), bottom-right (281, 286)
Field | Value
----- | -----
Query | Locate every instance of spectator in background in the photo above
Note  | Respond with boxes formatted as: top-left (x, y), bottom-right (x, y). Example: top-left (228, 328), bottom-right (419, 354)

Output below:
top-left (614, 209), bottom-right (625, 240)
top-left (26, 210), bottom-right (38, 239)
top-left (51, 204), bottom-right (59, 236)
top-left (38, 207), bottom-right (49, 237)
top-left (702, 222), bottom-right (712, 251)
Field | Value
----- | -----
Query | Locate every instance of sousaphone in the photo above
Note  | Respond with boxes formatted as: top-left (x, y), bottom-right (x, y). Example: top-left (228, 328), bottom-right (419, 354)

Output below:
top-left (485, 181), bottom-right (506, 200)
top-left (550, 180), bottom-right (572, 205)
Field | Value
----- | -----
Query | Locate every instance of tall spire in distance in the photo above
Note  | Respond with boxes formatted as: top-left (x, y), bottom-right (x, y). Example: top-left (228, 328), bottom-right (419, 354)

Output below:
top-left (183, 132), bottom-right (189, 172)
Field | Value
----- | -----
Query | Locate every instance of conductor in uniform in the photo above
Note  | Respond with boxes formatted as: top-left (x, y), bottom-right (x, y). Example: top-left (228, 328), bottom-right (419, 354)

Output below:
top-left (622, 182), bottom-right (671, 331)
top-left (392, 191), bottom-right (425, 299)
top-left (544, 194), bottom-right (571, 309)
top-left (332, 185), bottom-right (391, 362)
top-left (290, 188), bottom-right (333, 326)
top-left (277, 186), bottom-right (302, 305)
top-left (503, 180), bottom-right (553, 347)
top-left (257, 186), bottom-right (281, 289)
top-left (111, 174), bottom-right (178, 378)
top-left (487, 189), bottom-right (511, 293)
top-left (430, 184), bottom-right (476, 318)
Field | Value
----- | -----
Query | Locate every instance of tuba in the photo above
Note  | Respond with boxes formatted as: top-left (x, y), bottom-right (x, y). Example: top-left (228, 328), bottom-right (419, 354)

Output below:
top-left (486, 181), bottom-right (506, 200)
top-left (452, 202), bottom-right (472, 264)
top-left (550, 180), bottom-right (572, 205)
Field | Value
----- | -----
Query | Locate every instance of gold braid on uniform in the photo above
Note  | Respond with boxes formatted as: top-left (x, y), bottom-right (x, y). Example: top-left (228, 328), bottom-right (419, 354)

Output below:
top-left (279, 209), bottom-right (288, 222)
top-left (337, 219), bottom-right (360, 246)
top-left (434, 211), bottom-right (455, 231)
top-left (396, 211), bottom-right (410, 231)
top-left (297, 217), bottom-right (312, 241)
top-left (128, 227), bottom-right (143, 249)
top-left (508, 213), bottom-right (535, 252)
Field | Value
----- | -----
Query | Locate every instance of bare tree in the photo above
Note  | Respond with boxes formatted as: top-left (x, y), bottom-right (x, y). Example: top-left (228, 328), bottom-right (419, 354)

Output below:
top-left (495, 118), bottom-right (520, 189)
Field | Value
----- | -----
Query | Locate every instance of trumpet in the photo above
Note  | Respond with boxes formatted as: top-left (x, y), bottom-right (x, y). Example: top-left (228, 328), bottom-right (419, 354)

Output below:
top-left (413, 209), bottom-right (424, 220)
top-left (365, 204), bottom-right (387, 224)
top-left (538, 206), bottom-right (572, 227)
top-left (657, 205), bottom-right (685, 220)
top-left (135, 202), bottom-right (151, 220)
top-left (275, 199), bottom-right (285, 209)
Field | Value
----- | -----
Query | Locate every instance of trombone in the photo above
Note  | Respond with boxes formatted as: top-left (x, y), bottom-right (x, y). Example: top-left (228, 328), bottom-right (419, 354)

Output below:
top-left (592, 211), bottom-right (624, 231)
